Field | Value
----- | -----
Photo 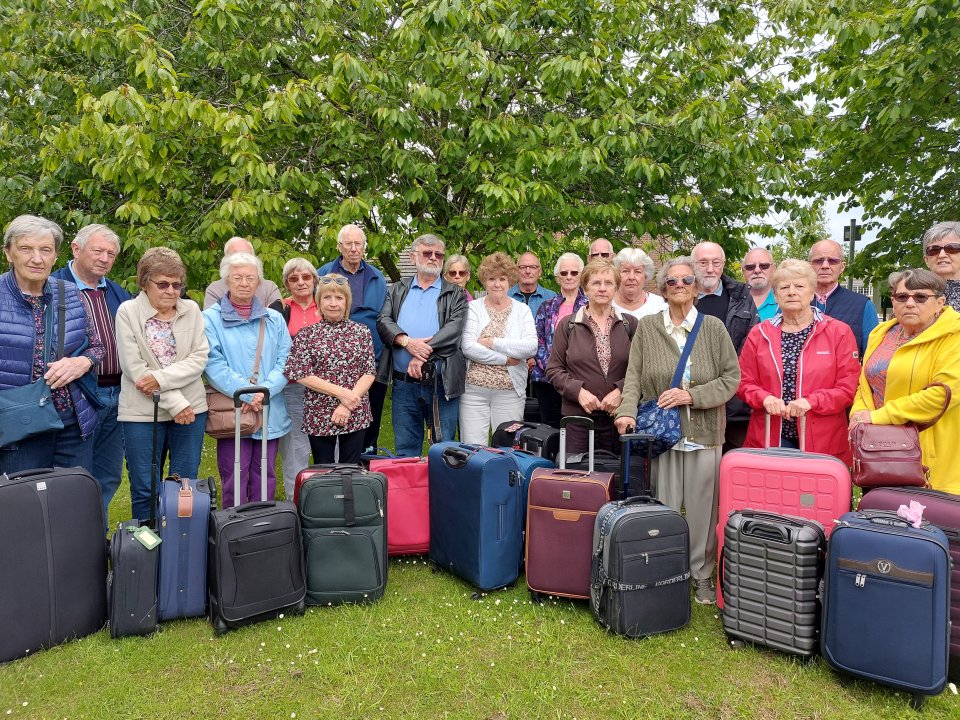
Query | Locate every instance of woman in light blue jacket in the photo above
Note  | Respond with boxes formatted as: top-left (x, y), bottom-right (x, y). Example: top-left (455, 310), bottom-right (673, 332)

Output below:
top-left (203, 252), bottom-right (291, 506)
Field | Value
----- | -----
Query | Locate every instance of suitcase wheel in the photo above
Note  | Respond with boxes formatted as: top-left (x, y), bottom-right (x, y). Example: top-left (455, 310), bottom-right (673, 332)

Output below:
top-left (725, 635), bottom-right (745, 650)
top-left (213, 616), bottom-right (229, 636)
top-left (292, 599), bottom-right (306, 616)
top-left (470, 591), bottom-right (485, 601)
top-left (910, 695), bottom-right (924, 711)
top-left (529, 590), bottom-right (544, 604)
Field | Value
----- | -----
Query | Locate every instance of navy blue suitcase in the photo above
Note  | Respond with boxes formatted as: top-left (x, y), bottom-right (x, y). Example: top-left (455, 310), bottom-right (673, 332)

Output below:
top-left (157, 474), bottom-right (214, 621)
top-left (822, 510), bottom-right (951, 708)
top-left (495, 447), bottom-right (555, 541)
top-left (428, 443), bottom-right (522, 591)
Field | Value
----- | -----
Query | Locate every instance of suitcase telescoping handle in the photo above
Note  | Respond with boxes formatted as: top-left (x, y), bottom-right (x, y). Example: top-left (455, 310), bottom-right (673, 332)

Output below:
top-left (618, 432), bottom-right (656, 500)
top-left (150, 390), bottom-right (160, 529)
top-left (560, 416), bottom-right (594, 471)
top-left (232, 385), bottom-right (271, 508)
top-left (764, 412), bottom-right (806, 451)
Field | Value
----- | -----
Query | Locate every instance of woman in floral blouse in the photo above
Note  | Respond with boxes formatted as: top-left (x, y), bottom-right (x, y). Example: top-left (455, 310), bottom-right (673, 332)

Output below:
top-left (284, 274), bottom-right (376, 464)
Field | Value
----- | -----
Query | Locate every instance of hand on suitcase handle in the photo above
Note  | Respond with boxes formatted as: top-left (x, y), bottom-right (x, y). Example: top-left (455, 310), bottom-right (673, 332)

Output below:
top-left (233, 385), bottom-right (270, 408)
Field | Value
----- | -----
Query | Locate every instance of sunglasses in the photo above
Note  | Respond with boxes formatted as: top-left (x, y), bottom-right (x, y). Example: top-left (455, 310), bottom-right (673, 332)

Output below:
top-left (150, 279), bottom-right (184, 291)
top-left (891, 292), bottom-right (940, 304)
top-left (446, 270), bottom-right (469, 277)
top-left (811, 257), bottom-right (843, 266)
top-left (665, 275), bottom-right (696, 287)
top-left (924, 243), bottom-right (960, 256)
top-left (589, 252), bottom-right (612, 259)
top-left (318, 276), bottom-right (348, 286)
top-left (419, 250), bottom-right (445, 260)
top-left (287, 274), bottom-right (315, 283)
top-left (557, 270), bottom-right (580, 278)
top-left (742, 263), bottom-right (772, 272)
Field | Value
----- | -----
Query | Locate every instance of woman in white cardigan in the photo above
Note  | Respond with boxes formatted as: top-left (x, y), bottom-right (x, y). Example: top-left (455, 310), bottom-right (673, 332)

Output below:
top-left (459, 252), bottom-right (537, 445)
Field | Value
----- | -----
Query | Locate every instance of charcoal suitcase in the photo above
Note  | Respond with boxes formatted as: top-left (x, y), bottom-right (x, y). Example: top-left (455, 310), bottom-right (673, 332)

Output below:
top-left (428, 443), bottom-right (522, 591)
top-left (369, 456), bottom-right (429, 557)
top-left (492, 421), bottom-right (561, 462)
top-left (822, 510), bottom-right (950, 708)
top-left (720, 511), bottom-right (825, 658)
top-left (208, 387), bottom-right (306, 634)
top-left (298, 465), bottom-right (388, 605)
top-left (108, 521), bottom-right (160, 638)
top-left (0, 467), bottom-right (107, 663)
top-left (858, 487), bottom-right (960, 667)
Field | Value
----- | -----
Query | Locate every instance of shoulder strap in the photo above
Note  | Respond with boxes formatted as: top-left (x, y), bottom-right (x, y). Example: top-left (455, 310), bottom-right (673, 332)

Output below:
top-left (56, 279), bottom-right (66, 360)
top-left (248, 317), bottom-right (267, 383)
top-left (670, 312), bottom-right (704, 388)
top-left (915, 381), bottom-right (952, 432)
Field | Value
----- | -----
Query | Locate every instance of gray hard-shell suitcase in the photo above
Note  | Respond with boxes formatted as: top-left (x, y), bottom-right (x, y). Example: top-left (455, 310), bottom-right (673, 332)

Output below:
top-left (720, 511), bottom-right (825, 657)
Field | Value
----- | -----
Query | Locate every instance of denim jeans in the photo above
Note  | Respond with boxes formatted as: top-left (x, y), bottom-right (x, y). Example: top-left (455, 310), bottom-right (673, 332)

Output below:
top-left (0, 421), bottom-right (94, 477)
top-left (91, 385), bottom-right (124, 517)
top-left (122, 412), bottom-right (207, 523)
top-left (391, 376), bottom-right (460, 457)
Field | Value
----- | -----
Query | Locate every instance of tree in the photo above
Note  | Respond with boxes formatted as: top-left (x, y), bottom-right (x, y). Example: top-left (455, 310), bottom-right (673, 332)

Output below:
top-left (768, 202), bottom-right (828, 265)
top-left (1, 0), bottom-right (815, 292)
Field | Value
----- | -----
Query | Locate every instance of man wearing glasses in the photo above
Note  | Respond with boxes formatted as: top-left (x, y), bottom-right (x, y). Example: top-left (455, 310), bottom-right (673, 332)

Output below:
top-left (588, 237), bottom-right (615, 261)
top-left (318, 224), bottom-right (388, 453)
top-left (203, 236), bottom-right (282, 311)
top-left (508, 252), bottom-right (556, 322)
top-left (808, 239), bottom-right (878, 358)
top-left (741, 247), bottom-right (779, 321)
top-left (377, 234), bottom-right (467, 456)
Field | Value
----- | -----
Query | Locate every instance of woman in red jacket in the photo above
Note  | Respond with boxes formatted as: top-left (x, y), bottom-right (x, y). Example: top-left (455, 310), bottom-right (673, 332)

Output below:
top-left (738, 259), bottom-right (860, 463)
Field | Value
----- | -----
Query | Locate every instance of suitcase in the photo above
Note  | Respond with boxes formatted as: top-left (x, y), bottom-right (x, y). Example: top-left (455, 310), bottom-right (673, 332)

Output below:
top-left (108, 520), bottom-right (160, 638)
top-left (720, 511), bottom-right (825, 658)
top-left (208, 386), bottom-right (307, 634)
top-left (0, 467), bottom-right (107, 663)
top-left (716, 415), bottom-right (851, 609)
top-left (492, 421), bottom-right (561, 462)
top-left (493, 448), bottom-right (555, 564)
top-left (822, 510), bottom-right (951, 708)
top-left (525, 417), bottom-right (616, 601)
top-left (298, 465), bottom-right (388, 605)
top-left (428, 443), bottom-right (523, 591)
top-left (369, 456), bottom-right (429, 556)
top-left (858, 487), bottom-right (960, 666)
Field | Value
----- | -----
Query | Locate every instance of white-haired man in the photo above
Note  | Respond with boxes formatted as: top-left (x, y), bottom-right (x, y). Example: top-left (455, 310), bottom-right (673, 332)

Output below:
top-left (203, 236), bottom-right (282, 310)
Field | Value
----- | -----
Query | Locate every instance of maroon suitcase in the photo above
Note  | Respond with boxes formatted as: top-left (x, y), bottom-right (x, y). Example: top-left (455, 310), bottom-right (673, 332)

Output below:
top-left (858, 487), bottom-right (960, 664)
top-left (525, 416), bottom-right (614, 601)
top-left (369, 456), bottom-right (430, 556)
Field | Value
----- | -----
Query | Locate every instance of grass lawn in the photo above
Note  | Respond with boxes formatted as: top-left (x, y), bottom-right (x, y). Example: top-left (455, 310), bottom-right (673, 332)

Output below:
top-left (1, 395), bottom-right (957, 718)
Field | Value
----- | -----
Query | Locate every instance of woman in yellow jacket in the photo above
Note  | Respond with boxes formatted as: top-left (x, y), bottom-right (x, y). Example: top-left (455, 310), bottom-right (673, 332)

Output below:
top-left (850, 268), bottom-right (960, 494)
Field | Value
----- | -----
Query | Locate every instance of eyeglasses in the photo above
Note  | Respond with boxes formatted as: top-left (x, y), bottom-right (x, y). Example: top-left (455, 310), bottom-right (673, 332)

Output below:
top-left (696, 259), bottom-right (724, 269)
top-left (228, 274), bottom-right (258, 285)
top-left (665, 275), bottom-right (696, 287)
top-left (811, 257), bottom-right (843, 266)
top-left (446, 270), bottom-right (469, 277)
top-left (557, 270), bottom-right (580, 278)
top-left (340, 241), bottom-right (364, 249)
top-left (419, 250), bottom-right (445, 260)
top-left (742, 263), bottom-right (772, 272)
top-left (589, 252), bottom-right (612, 259)
top-left (892, 292), bottom-right (940, 304)
top-left (518, 264), bottom-right (541, 271)
top-left (150, 279), bottom-right (184, 291)
top-left (286, 274), bottom-right (315, 283)
top-left (924, 243), bottom-right (960, 256)
top-left (318, 276), bottom-right (348, 286)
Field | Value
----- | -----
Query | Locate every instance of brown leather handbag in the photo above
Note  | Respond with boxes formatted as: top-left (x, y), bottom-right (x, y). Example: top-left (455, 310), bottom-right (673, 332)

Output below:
top-left (850, 382), bottom-right (951, 488)
top-left (204, 318), bottom-right (266, 439)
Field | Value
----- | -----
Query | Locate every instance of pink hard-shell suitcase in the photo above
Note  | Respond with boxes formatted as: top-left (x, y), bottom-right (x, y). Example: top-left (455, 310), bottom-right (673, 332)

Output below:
top-left (369, 456), bottom-right (430, 556)
top-left (716, 416), bottom-right (851, 609)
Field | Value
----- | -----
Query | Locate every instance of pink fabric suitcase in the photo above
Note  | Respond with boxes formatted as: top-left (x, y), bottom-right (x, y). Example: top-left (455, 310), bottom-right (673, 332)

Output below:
top-left (716, 417), bottom-right (851, 609)
top-left (369, 456), bottom-right (430, 556)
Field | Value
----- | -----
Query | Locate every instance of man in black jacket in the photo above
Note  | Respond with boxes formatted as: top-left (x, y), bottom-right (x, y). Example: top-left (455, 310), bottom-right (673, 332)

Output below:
top-left (692, 241), bottom-right (759, 452)
top-left (377, 234), bottom-right (467, 456)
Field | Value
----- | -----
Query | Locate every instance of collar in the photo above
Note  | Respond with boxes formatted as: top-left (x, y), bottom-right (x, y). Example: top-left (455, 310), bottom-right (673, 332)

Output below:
top-left (698, 281), bottom-right (723, 299)
top-left (67, 261), bottom-right (107, 290)
top-left (814, 283), bottom-right (840, 305)
top-left (572, 305), bottom-right (626, 326)
top-left (511, 283), bottom-right (546, 297)
top-left (771, 307), bottom-right (824, 327)
top-left (332, 256), bottom-right (367, 276)
top-left (662, 305), bottom-right (698, 331)
top-left (219, 294), bottom-right (268, 326)
top-left (411, 274), bottom-right (442, 291)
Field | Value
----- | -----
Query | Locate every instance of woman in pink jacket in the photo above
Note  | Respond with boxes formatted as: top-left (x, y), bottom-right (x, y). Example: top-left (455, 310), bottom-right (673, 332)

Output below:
top-left (737, 259), bottom-right (860, 463)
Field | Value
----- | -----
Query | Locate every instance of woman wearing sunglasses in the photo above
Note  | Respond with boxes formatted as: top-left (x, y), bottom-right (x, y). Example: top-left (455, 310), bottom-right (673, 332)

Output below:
top-left (531, 252), bottom-right (587, 427)
top-left (737, 259), bottom-right (860, 462)
top-left (922, 221), bottom-right (960, 311)
top-left (614, 256), bottom-right (740, 606)
top-left (850, 268), bottom-right (960, 494)
top-left (115, 248), bottom-right (209, 522)
top-left (443, 254), bottom-right (474, 301)
top-left (284, 273), bottom-right (376, 465)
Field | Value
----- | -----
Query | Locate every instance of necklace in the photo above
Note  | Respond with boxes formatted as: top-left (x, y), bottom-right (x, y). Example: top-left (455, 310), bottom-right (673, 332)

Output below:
top-left (896, 325), bottom-right (916, 345)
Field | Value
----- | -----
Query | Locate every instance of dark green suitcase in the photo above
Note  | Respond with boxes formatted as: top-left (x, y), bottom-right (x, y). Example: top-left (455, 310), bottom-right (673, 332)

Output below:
top-left (296, 465), bottom-right (388, 606)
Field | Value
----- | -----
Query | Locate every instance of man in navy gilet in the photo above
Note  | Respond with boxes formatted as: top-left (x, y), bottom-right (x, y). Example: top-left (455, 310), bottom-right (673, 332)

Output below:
top-left (808, 239), bottom-right (878, 359)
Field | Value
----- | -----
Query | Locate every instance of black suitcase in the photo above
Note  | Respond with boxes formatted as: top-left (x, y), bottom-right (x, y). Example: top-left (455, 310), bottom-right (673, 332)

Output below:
top-left (108, 521), bottom-right (160, 639)
top-left (0, 467), bottom-right (107, 663)
top-left (492, 421), bottom-right (560, 462)
top-left (566, 430), bottom-right (655, 500)
top-left (208, 386), bottom-right (307, 635)
top-left (720, 511), bottom-right (825, 658)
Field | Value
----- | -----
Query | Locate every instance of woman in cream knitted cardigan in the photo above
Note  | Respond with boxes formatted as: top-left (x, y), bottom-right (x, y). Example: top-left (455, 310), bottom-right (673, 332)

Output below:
top-left (615, 256), bottom-right (740, 606)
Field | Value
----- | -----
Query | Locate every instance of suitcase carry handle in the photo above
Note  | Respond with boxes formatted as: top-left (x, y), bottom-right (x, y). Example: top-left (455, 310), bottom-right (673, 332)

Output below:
top-left (856, 509), bottom-right (924, 530)
top-left (232, 501), bottom-right (276, 513)
top-left (737, 509), bottom-right (809, 529)
top-left (764, 412), bottom-right (806, 451)
top-left (618, 495), bottom-right (661, 507)
top-left (560, 415), bottom-right (594, 471)
top-left (546, 469), bottom-right (593, 479)
top-left (741, 519), bottom-right (791, 544)
top-left (441, 447), bottom-right (471, 469)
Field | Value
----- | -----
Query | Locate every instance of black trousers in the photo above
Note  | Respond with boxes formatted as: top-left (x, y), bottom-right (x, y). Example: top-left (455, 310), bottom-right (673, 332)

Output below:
top-left (363, 380), bottom-right (388, 452)
top-left (533, 381), bottom-right (563, 429)
top-left (311, 429), bottom-right (367, 465)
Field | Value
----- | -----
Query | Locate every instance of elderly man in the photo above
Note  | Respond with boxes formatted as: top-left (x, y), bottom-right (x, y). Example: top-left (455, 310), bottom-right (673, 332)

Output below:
top-left (588, 237), bottom-right (615, 261)
top-left (318, 224), bottom-right (388, 451)
top-left (204, 236), bottom-right (282, 310)
top-left (692, 241), bottom-right (759, 451)
top-left (741, 247), bottom-right (779, 321)
top-left (377, 234), bottom-right (467, 457)
top-left (51, 224), bottom-right (131, 515)
top-left (808, 239), bottom-right (878, 358)
top-left (508, 252), bottom-right (556, 323)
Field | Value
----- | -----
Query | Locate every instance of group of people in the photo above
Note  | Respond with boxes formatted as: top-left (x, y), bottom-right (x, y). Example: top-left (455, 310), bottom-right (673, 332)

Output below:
top-left (4, 213), bottom-right (960, 606)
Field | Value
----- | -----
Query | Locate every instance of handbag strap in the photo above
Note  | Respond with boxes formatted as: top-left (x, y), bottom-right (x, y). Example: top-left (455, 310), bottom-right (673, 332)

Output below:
top-left (56, 279), bottom-right (65, 361)
top-left (670, 312), bottom-right (704, 388)
top-left (915, 381), bottom-right (952, 432)
top-left (247, 318), bottom-right (267, 383)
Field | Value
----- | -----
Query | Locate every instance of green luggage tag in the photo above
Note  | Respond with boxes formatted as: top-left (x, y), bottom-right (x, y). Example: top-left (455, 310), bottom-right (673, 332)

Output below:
top-left (132, 525), bottom-right (162, 550)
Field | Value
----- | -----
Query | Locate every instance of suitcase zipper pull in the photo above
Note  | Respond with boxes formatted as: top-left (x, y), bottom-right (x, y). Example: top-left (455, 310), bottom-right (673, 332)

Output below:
top-left (377, 499), bottom-right (384, 518)
top-left (855, 573), bottom-right (865, 588)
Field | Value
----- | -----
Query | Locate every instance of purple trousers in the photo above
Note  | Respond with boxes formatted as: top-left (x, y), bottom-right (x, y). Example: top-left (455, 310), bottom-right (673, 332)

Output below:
top-left (216, 437), bottom-right (279, 507)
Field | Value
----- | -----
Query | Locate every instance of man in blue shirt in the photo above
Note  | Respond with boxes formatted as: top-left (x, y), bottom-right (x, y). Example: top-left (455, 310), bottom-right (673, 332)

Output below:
top-left (377, 234), bottom-right (467, 456)
top-left (508, 252), bottom-right (556, 322)
top-left (809, 239), bottom-right (878, 359)
top-left (742, 247), bottom-right (779, 321)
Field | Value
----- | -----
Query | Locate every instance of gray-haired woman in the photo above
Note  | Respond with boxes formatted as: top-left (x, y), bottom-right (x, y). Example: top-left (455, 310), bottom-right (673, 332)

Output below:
top-left (444, 254), bottom-right (474, 301)
top-left (613, 247), bottom-right (667, 319)
top-left (921, 221), bottom-right (960, 311)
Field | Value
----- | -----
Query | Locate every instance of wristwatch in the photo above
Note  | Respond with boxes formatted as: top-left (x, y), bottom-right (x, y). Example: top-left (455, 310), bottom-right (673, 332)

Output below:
top-left (398, 335), bottom-right (409, 348)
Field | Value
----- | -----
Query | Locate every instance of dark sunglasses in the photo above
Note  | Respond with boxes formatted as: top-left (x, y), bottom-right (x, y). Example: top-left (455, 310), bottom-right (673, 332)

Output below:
top-left (892, 292), bottom-right (941, 304)
top-left (419, 250), bottom-right (445, 260)
top-left (924, 243), bottom-right (960, 256)
top-left (318, 276), bottom-right (348, 286)
top-left (557, 270), bottom-right (580, 278)
top-left (150, 279), bottom-right (184, 291)
top-left (665, 275), bottom-right (696, 287)
top-left (811, 256), bottom-right (843, 266)
top-left (589, 252), bottom-right (612, 259)
top-left (446, 270), bottom-right (469, 277)
top-left (742, 263), bottom-right (772, 272)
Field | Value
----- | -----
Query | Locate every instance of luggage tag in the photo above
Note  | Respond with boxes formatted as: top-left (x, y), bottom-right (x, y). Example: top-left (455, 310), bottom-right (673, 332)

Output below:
top-left (132, 525), bottom-right (162, 551)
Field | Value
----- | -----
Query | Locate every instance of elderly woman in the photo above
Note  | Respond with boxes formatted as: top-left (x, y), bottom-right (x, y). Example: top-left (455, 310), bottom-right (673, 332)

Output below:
top-left (850, 269), bottom-right (960, 494)
top-left (115, 248), bottom-right (208, 522)
top-left (460, 252), bottom-right (537, 444)
top-left (532, 252), bottom-right (588, 427)
top-left (0, 215), bottom-right (104, 475)
top-left (444, 254), bottom-right (474, 301)
top-left (737, 259), bottom-right (860, 461)
top-left (921, 221), bottom-right (960, 311)
top-left (614, 256), bottom-right (740, 606)
top-left (284, 274), bottom-right (376, 464)
top-left (277, 257), bottom-right (320, 498)
top-left (203, 252), bottom-right (291, 506)
top-left (547, 260), bottom-right (638, 454)
top-left (613, 247), bottom-right (667, 319)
